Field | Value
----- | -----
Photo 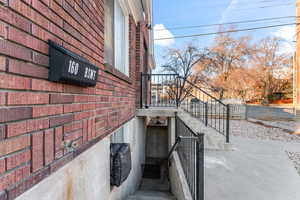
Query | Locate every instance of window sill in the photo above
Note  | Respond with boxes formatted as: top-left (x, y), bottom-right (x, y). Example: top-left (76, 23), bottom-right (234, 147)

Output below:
top-left (104, 63), bottom-right (132, 84)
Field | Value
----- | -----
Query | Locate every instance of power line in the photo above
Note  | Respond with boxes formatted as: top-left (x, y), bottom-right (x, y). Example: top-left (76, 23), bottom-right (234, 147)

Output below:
top-left (229, 2), bottom-right (293, 13)
top-left (260, 0), bottom-right (293, 2)
top-left (155, 16), bottom-right (296, 31)
top-left (154, 23), bottom-right (298, 40)
top-left (196, 0), bottom-right (293, 9)
top-left (197, 2), bottom-right (295, 18)
top-left (258, 2), bottom-right (293, 8)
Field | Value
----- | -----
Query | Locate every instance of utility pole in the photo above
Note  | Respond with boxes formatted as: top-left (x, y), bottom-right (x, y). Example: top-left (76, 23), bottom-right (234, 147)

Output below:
top-left (296, 0), bottom-right (300, 133)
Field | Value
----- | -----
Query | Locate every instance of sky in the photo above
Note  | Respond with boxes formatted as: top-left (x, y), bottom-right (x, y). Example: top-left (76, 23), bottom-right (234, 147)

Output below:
top-left (153, 0), bottom-right (296, 72)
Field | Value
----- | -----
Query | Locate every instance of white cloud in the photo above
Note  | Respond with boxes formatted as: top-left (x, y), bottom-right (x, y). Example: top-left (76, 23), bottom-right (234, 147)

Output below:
top-left (154, 24), bottom-right (175, 47)
top-left (279, 42), bottom-right (294, 54)
top-left (273, 25), bottom-right (295, 42)
top-left (273, 25), bottom-right (295, 54)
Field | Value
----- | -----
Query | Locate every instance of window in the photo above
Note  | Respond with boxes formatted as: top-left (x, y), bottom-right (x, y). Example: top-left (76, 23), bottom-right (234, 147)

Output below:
top-left (110, 121), bottom-right (132, 144)
top-left (104, 0), bottom-right (129, 76)
top-left (111, 127), bottom-right (124, 143)
top-left (104, 0), bottom-right (114, 66)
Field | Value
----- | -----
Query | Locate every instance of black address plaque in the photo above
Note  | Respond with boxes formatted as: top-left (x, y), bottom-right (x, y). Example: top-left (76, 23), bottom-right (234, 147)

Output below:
top-left (48, 40), bottom-right (99, 87)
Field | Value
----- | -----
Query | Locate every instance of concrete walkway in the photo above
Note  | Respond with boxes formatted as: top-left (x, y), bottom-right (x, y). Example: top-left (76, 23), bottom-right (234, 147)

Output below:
top-left (178, 112), bottom-right (300, 200)
top-left (127, 179), bottom-right (176, 200)
top-left (205, 136), bottom-right (300, 200)
top-left (178, 110), bottom-right (300, 199)
top-left (138, 108), bottom-right (300, 199)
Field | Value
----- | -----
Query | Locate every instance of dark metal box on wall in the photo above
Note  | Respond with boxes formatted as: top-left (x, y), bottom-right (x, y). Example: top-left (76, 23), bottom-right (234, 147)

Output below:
top-left (48, 40), bottom-right (99, 87)
top-left (110, 143), bottom-right (132, 187)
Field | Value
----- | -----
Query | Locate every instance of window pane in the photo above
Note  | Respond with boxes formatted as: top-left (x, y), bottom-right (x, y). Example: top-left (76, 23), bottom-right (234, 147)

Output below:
top-left (104, 0), bottom-right (114, 66)
top-left (111, 127), bottom-right (124, 143)
top-left (114, 0), bottom-right (126, 74)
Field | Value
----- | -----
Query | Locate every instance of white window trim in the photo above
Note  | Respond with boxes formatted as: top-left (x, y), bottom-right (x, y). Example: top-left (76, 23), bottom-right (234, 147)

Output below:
top-left (114, 0), bottom-right (130, 76)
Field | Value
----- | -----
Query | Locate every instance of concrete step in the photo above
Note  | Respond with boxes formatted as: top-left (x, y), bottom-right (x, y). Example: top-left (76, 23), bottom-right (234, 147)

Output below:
top-left (140, 178), bottom-right (170, 192)
top-left (127, 190), bottom-right (176, 200)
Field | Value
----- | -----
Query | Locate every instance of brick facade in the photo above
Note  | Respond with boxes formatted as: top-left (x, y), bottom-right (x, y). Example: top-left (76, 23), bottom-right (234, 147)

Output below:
top-left (0, 0), bottom-right (150, 198)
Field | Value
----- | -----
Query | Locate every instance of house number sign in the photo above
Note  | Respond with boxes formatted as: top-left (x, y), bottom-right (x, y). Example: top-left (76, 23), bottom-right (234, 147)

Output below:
top-left (48, 40), bottom-right (98, 86)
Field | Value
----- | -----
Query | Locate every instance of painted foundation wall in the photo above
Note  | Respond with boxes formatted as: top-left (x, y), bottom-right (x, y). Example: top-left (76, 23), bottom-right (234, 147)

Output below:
top-left (169, 153), bottom-right (193, 200)
top-left (146, 126), bottom-right (169, 159)
top-left (16, 117), bottom-right (146, 200)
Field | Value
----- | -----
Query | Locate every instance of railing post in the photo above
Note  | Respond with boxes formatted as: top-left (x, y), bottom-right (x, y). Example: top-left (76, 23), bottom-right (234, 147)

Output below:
top-left (146, 74), bottom-right (150, 108)
top-left (149, 74), bottom-right (152, 107)
top-left (226, 104), bottom-right (230, 143)
top-left (195, 137), bottom-right (200, 200)
top-left (204, 102), bottom-right (208, 126)
top-left (176, 76), bottom-right (179, 108)
top-left (140, 72), bottom-right (143, 108)
top-left (175, 112), bottom-right (178, 138)
top-left (196, 134), bottom-right (204, 200)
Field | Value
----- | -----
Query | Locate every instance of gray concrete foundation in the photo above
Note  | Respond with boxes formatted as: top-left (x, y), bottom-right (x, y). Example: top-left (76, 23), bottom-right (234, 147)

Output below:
top-left (16, 117), bottom-right (146, 200)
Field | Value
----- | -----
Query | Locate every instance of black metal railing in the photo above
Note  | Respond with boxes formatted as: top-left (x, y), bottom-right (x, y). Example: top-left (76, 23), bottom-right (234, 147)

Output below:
top-left (140, 73), bottom-right (179, 108)
top-left (140, 73), bottom-right (230, 143)
top-left (173, 116), bottom-right (204, 200)
top-left (180, 80), bottom-right (230, 142)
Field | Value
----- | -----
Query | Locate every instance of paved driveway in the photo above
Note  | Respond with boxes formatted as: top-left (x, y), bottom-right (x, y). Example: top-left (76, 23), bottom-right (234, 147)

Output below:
top-left (205, 120), bottom-right (300, 200)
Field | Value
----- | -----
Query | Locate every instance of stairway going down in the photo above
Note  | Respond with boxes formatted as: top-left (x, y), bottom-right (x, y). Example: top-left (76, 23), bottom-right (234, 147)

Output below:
top-left (127, 178), bottom-right (176, 200)
top-left (127, 159), bottom-right (176, 200)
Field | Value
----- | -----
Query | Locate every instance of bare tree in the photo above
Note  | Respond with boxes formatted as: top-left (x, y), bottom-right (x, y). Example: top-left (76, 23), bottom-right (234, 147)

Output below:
top-left (161, 44), bottom-right (203, 103)
top-left (197, 31), bottom-right (253, 100)
top-left (160, 30), bottom-right (293, 105)
top-left (249, 37), bottom-right (293, 104)
top-left (218, 67), bottom-right (255, 102)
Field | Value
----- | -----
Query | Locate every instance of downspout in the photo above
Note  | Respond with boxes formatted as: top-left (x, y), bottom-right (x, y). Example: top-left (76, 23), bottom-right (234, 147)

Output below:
top-left (140, 0), bottom-right (145, 13)
top-left (140, 0), bottom-right (145, 20)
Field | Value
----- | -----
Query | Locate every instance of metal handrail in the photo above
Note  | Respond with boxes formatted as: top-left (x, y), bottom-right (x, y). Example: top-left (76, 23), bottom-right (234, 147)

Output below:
top-left (179, 85), bottom-right (230, 143)
top-left (167, 135), bottom-right (200, 161)
top-left (141, 73), bottom-right (226, 106)
top-left (142, 73), bottom-right (180, 76)
top-left (183, 78), bottom-right (226, 106)
top-left (140, 73), bottom-right (230, 143)
top-left (173, 115), bottom-right (204, 200)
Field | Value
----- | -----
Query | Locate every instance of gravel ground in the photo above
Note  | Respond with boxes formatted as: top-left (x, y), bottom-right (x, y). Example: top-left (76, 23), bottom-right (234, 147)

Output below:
top-left (229, 119), bottom-right (300, 177)
top-left (230, 120), bottom-right (300, 143)
top-left (248, 118), bottom-right (297, 133)
top-left (286, 152), bottom-right (300, 176)
top-left (264, 120), bottom-right (297, 131)
top-left (230, 120), bottom-right (300, 175)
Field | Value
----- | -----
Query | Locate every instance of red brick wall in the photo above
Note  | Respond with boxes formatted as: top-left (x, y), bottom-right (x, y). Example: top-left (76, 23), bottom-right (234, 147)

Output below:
top-left (0, 0), bottom-right (149, 198)
top-left (135, 22), bottom-right (149, 107)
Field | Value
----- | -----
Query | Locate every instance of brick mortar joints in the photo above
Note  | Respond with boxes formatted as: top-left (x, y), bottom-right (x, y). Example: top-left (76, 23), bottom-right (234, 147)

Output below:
top-left (0, 115), bottom-right (135, 199)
